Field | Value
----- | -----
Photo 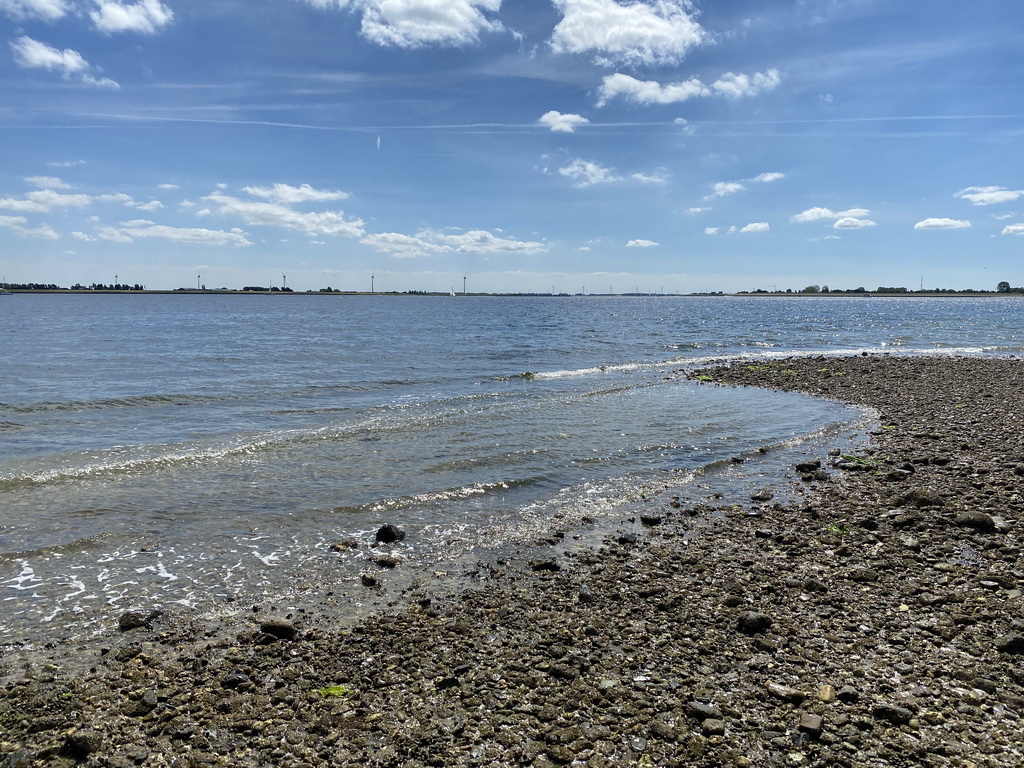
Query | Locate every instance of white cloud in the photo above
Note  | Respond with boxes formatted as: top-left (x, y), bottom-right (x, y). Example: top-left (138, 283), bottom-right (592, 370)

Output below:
top-left (0, 214), bottom-right (59, 239)
top-left (704, 227), bottom-right (719, 235)
top-left (1002, 223), bottom-right (1024, 236)
top-left (597, 68), bottom-right (780, 107)
top-left (686, 207), bottom-right (710, 214)
top-left (550, 0), bottom-right (704, 66)
top-left (632, 171), bottom-right (668, 184)
top-left (10, 36), bottom-right (120, 88)
top-left (362, 227), bottom-right (546, 258)
top-left (791, 206), bottom-right (871, 223)
top-left (834, 217), bottom-right (876, 229)
top-left (913, 217), bottom-right (971, 230)
top-left (97, 192), bottom-right (135, 205)
top-left (738, 222), bottom-right (769, 233)
top-left (11, 36), bottom-right (88, 76)
top-left (954, 186), bottom-right (1024, 206)
top-left (710, 181), bottom-right (744, 198)
top-left (597, 73), bottom-right (707, 107)
top-left (205, 191), bottom-right (365, 238)
top-left (538, 111), bottom-right (590, 133)
top-left (134, 200), bottom-right (164, 212)
top-left (0, 188), bottom-right (92, 212)
top-left (157, 183), bottom-right (180, 190)
top-left (98, 220), bottom-right (252, 246)
top-left (0, 0), bottom-right (69, 21)
top-left (241, 183), bottom-right (350, 204)
top-left (750, 172), bottom-right (784, 183)
top-left (24, 175), bottom-right (70, 189)
top-left (90, 0), bottom-right (174, 35)
top-left (298, 0), bottom-right (503, 48)
top-left (710, 69), bottom-right (782, 99)
top-left (626, 239), bottom-right (658, 247)
top-left (559, 158), bottom-right (619, 188)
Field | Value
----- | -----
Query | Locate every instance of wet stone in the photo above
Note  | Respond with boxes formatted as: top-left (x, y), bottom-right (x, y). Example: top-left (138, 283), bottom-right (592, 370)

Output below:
top-left (955, 511), bottom-right (996, 531)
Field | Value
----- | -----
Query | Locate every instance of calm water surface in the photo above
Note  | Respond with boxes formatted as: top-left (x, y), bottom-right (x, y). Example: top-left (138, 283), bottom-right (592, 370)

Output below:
top-left (1, 294), bottom-right (1021, 644)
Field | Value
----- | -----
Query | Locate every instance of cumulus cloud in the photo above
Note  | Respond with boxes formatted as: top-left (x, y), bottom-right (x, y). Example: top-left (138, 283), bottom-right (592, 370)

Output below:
top-left (559, 158), bottom-right (619, 188)
top-left (737, 222), bottom-right (769, 233)
top-left (710, 69), bottom-right (782, 99)
top-left (750, 172), bottom-right (784, 183)
top-left (704, 227), bottom-right (719, 235)
top-left (538, 111), bottom-right (590, 133)
top-left (1002, 223), bottom-right (1024, 236)
top-left (0, 0), bottom-right (69, 21)
top-left (834, 217), bottom-right (876, 229)
top-left (90, 0), bottom-right (174, 34)
top-left (362, 227), bottom-right (546, 259)
top-left (24, 175), bottom-right (70, 189)
top-left (710, 181), bottom-right (744, 198)
top-left (205, 191), bottom-right (365, 238)
top-left (0, 188), bottom-right (92, 212)
top-left (597, 73), bottom-right (706, 106)
top-left (241, 183), bottom-right (350, 204)
top-left (913, 218), bottom-right (971, 230)
top-left (0, 214), bottom-right (60, 239)
top-left (95, 220), bottom-right (252, 246)
top-left (626, 239), bottom-right (658, 247)
top-left (954, 186), bottom-right (1024, 206)
top-left (597, 68), bottom-right (780, 107)
top-left (296, 0), bottom-right (503, 48)
top-left (134, 200), bottom-right (164, 212)
top-left (10, 36), bottom-right (120, 88)
top-left (791, 206), bottom-right (871, 225)
top-left (550, 0), bottom-right (704, 66)
top-left (686, 207), bottom-right (710, 214)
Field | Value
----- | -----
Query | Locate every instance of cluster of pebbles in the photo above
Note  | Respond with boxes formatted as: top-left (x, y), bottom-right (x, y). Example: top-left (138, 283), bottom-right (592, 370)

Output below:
top-left (3, 354), bottom-right (1024, 767)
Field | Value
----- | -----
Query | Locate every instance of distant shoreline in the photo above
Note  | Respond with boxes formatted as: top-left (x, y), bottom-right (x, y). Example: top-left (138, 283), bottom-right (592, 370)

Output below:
top-left (2, 289), bottom-right (1022, 298)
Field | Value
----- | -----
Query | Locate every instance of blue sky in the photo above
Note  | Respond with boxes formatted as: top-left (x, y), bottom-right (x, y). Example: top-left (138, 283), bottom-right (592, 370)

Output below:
top-left (0, 0), bottom-right (1021, 293)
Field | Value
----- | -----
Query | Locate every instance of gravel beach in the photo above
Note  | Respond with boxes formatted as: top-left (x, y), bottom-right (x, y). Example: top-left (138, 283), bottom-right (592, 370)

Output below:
top-left (3, 355), bottom-right (1024, 767)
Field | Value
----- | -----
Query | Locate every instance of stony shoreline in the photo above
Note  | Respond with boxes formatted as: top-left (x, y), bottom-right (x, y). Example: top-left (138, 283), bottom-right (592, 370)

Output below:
top-left (3, 355), bottom-right (1024, 767)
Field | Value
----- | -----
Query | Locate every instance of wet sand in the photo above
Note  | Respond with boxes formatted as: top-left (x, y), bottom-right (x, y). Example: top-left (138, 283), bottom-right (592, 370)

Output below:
top-left (2, 355), bottom-right (1023, 767)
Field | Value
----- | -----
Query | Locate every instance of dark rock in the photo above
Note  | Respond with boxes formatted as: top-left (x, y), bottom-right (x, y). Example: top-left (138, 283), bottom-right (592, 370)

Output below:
top-left (955, 511), bottom-right (996, 531)
top-left (617, 533), bottom-right (638, 545)
top-left (798, 712), bottom-right (823, 736)
top-left (849, 567), bottom-right (879, 583)
top-left (259, 618), bottom-right (297, 640)
top-left (360, 574), bottom-right (378, 587)
top-left (897, 489), bottom-right (944, 508)
top-left (703, 719), bottom-right (726, 736)
top-left (375, 524), bottom-right (406, 544)
top-left (124, 689), bottom-right (158, 717)
top-left (530, 560), bottom-right (561, 573)
top-left (330, 538), bottom-right (359, 551)
top-left (65, 730), bottom-right (103, 759)
top-left (640, 514), bottom-right (662, 527)
top-left (222, 672), bottom-right (251, 690)
top-left (872, 702), bottom-right (913, 725)
top-left (686, 701), bottom-right (723, 720)
top-left (736, 610), bottom-right (773, 635)
top-left (750, 488), bottom-right (774, 502)
top-left (795, 460), bottom-right (821, 473)
top-left (836, 686), bottom-right (860, 703)
top-left (118, 608), bottom-right (161, 632)
top-left (995, 633), bottom-right (1024, 655)
top-left (372, 554), bottom-right (402, 568)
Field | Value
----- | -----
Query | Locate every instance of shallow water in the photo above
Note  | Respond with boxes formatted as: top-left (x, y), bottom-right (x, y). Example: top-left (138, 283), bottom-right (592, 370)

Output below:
top-left (1, 294), bottom-right (1020, 645)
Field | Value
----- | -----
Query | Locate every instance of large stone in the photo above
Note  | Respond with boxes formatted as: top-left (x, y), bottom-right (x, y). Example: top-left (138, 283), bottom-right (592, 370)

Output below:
top-left (736, 610), bottom-right (773, 635)
top-left (375, 524), bottom-right (406, 543)
top-left (118, 608), bottom-right (161, 632)
top-left (872, 702), bottom-right (913, 725)
top-left (995, 633), bottom-right (1024, 655)
top-left (260, 618), bottom-right (297, 640)
top-left (955, 511), bottom-right (996, 531)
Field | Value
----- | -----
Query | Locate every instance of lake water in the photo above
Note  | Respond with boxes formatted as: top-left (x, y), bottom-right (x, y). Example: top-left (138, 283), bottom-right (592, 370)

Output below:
top-left (1, 294), bottom-right (1021, 646)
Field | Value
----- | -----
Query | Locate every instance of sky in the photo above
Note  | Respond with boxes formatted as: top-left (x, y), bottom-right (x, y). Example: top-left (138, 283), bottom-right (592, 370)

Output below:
top-left (0, 0), bottom-right (1021, 294)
